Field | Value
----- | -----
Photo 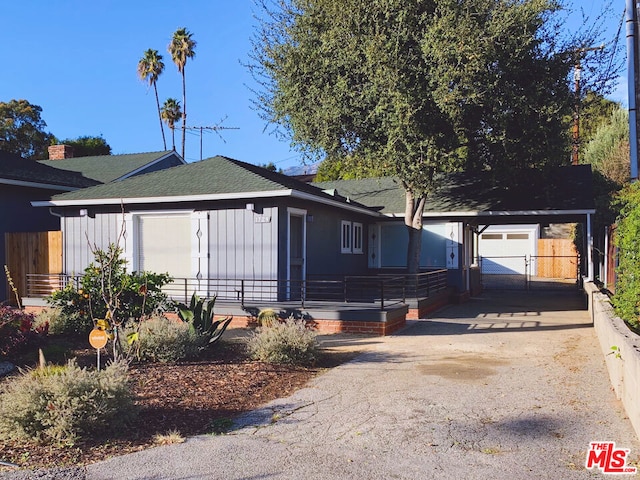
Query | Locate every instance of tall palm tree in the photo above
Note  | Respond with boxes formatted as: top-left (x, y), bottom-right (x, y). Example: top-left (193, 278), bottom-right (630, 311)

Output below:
top-left (137, 49), bottom-right (167, 150)
top-left (160, 98), bottom-right (182, 151)
top-left (168, 28), bottom-right (196, 159)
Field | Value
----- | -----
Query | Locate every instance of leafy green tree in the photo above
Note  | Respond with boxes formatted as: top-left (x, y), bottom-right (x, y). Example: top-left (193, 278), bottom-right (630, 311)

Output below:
top-left (0, 99), bottom-right (54, 159)
top-left (583, 106), bottom-right (629, 186)
top-left (578, 91), bottom-right (620, 160)
top-left (168, 28), bottom-right (196, 159)
top-left (58, 135), bottom-right (112, 157)
top-left (612, 182), bottom-right (640, 328)
top-left (251, 0), bottom-right (611, 272)
top-left (137, 49), bottom-right (167, 150)
top-left (160, 98), bottom-right (182, 150)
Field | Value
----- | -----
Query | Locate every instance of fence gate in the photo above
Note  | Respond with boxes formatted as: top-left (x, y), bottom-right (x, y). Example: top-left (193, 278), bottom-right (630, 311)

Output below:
top-left (4, 231), bottom-right (62, 305)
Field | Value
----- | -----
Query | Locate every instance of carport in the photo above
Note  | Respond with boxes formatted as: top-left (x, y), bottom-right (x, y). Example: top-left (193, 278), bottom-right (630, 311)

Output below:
top-left (419, 164), bottom-right (596, 292)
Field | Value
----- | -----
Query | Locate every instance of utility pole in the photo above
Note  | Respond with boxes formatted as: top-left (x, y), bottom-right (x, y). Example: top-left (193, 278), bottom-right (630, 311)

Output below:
top-left (571, 45), bottom-right (604, 166)
top-left (627, 0), bottom-right (639, 180)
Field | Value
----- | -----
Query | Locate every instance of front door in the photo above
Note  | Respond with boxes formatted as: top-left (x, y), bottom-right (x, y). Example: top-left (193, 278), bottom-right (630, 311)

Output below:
top-left (288, 209), bottom-right (306, 300)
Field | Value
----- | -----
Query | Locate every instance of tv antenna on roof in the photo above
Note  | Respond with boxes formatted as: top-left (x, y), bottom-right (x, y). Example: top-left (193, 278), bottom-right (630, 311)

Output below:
top-left (184, 116), bottom-right (239, 160)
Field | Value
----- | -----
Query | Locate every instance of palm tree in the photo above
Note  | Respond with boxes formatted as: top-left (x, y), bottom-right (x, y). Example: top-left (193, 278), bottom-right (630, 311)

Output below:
top-left (168, 28), bottom-right (196, 159)
top-left (160, 98), bottom-right (182, 151)
top-left (137, 49), bottom-right (167, 150)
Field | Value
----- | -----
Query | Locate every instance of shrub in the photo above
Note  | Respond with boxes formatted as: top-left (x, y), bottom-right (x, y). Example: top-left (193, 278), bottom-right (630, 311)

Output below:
top-left (613, 182), bottom-right (640, 328)
top-left (32, 307), bottom-right (93, 336)
top-left (124, 316), bottom-right (204, 363)
top-left (0, 360), bottom-right (134, 445)
top-left (0, 306), bottom-right (45, 357)
top-left (247, 317), bottom-right (318, 365)
top-left (47, 244), bottom-right (173, 328)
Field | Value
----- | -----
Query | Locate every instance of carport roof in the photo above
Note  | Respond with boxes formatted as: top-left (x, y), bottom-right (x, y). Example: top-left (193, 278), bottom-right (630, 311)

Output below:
top-left (313, 165), bottom-right (596, 221)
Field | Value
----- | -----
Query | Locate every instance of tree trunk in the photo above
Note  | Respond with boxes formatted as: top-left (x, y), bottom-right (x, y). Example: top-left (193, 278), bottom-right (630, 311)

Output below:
top-left (405, 189), bottom-right (426, 274)
top-left (154, 84), bottom-right (167, 151)
top-left (181, 71), bottom-right (187, 159)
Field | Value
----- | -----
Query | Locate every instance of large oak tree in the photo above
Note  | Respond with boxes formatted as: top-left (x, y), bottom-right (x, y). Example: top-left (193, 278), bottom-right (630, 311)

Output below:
top-left (0, 99), bottom-right (54, 159)
top-left (251, 0), bottom-right (616, 272)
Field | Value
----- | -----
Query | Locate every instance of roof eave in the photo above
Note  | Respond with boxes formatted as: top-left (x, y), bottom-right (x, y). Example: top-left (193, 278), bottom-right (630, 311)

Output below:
top-left (0, 178), bottom-right (83, 191)
top-left (384, 209), bottom-right (597, 218)
top-left (32, 187), bottom-right (383, 217)
top-left (290, 190), bottom-right (381, 217)
top-left (32, 189), bottom-right (296, 207)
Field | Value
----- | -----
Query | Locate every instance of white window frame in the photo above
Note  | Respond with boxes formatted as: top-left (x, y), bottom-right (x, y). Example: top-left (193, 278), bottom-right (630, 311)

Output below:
top-left (352, 222), bottom-right (363, 254)
top-left (341, 220), bottom-right (364, 254)
top-left (341, 220), bottom-right (352, 253)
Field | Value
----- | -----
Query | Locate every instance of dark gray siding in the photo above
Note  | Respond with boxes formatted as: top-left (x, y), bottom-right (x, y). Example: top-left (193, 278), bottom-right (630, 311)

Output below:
top-left (208, 207), bottom-right (278, 280)
top-left (304, 204), bottom-right (370, 277)
top-left (0, 185), bottom-right (62, 301)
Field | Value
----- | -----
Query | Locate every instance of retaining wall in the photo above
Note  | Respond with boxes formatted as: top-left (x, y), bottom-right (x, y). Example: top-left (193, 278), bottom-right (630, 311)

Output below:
top-left (584, 281), bottom-right (640, 439)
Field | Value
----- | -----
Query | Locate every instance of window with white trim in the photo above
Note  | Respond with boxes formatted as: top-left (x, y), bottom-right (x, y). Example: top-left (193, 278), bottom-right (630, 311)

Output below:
top-left (353, 222), bottom-right (363, 254)
top-left (341, 221), bottom-right (363, 254)
top-left (341, 221), bottom-right (352, 253)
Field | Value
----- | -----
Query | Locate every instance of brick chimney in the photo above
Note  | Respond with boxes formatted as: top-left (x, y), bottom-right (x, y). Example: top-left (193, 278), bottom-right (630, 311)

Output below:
top-left (48, 144), bottom-right (74, 160)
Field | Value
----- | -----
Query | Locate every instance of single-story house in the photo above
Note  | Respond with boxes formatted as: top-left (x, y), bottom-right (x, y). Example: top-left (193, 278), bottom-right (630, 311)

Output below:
top-left (29, 157), bottom-right (595, 333)
top-left (33, 155), bottom-right (380, 305)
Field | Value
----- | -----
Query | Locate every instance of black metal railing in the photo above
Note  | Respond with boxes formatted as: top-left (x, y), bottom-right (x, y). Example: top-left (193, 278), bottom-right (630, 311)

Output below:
top-left (162, 275), bottom-right (408, 310)
top-left (26, 269), bottom-right (449, 311)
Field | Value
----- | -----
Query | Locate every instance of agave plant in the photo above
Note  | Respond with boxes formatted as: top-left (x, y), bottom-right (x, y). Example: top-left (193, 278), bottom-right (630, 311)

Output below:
top-left (176, 293), bottom-right (231, 345)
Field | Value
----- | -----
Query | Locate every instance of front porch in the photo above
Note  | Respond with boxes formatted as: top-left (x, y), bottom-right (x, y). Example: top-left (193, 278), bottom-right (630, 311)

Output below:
top-left (23, 270), bottom-right (452, 335)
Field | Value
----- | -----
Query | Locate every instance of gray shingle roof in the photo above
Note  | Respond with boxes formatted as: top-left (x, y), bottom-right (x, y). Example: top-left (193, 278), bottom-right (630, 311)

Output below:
top-left (314, 165), bottom-right (596, 215)
top-left (48, 156), bottom-right (374, 214)
top-left (0, 150), bottom-right (99, 189)
top-left (38, 151), bottom-right (179, 183)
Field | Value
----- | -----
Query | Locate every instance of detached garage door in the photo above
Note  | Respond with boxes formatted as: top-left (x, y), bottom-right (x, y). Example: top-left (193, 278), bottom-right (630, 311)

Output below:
top-left (479, 226), bottom-right (537, 275)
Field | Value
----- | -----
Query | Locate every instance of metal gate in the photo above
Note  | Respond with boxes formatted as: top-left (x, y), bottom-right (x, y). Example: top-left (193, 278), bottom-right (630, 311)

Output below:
top-left (479, 254), bottom-right (580, 291)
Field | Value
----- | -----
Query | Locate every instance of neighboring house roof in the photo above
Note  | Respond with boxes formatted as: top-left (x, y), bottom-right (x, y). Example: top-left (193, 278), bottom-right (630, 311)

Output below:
top-left (35, 156), bottom-right (379, 217)
top-left (0, 150), bottom-right (100, 191)
top-left (314, 165), bottom-right (596, 218)
top-left (37, 151), bottom-right (183, 183)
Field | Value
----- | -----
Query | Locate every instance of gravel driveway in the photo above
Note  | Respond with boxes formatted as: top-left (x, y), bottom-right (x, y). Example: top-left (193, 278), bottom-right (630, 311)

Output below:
top-left (4, 290), bottom-right (639, 479)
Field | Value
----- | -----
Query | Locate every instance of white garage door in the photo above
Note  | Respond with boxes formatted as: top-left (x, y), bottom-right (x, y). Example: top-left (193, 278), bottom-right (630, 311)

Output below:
top-left (479, 231), bottom-right (533, 275)
top-left (137, 214), bottom-right (191, 278)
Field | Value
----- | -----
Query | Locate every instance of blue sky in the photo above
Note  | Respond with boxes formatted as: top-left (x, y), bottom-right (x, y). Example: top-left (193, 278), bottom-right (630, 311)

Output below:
top-left (0, 1), bottom-right (627, 169)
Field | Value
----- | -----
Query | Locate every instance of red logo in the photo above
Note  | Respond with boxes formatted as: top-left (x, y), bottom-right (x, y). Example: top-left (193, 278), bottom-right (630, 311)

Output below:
top-left (585, 442), bottom-right (637, 474)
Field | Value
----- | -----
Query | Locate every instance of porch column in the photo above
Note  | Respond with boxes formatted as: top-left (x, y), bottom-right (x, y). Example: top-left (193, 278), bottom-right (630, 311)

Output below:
top-left (587, 213), bottom-right (594, 282)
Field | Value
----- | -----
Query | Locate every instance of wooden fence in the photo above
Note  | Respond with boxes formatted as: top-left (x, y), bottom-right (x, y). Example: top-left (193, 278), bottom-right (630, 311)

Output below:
top-left (536, 238), bottom-right (578, 279)
top-left (4, 231), bottom-right (62, 305)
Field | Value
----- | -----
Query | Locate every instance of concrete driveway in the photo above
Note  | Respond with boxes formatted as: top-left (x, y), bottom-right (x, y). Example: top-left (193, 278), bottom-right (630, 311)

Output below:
top-left (14, 290), bottom-right (640, 479)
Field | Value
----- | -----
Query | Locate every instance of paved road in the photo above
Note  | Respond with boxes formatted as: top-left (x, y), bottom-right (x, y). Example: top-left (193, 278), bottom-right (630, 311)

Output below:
top-left (7, 290), bottom-right (640, 479)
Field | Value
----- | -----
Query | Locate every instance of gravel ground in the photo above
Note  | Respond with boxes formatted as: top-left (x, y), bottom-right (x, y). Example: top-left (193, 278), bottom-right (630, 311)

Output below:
top-left (3, 290), bottom-right (638, 480)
